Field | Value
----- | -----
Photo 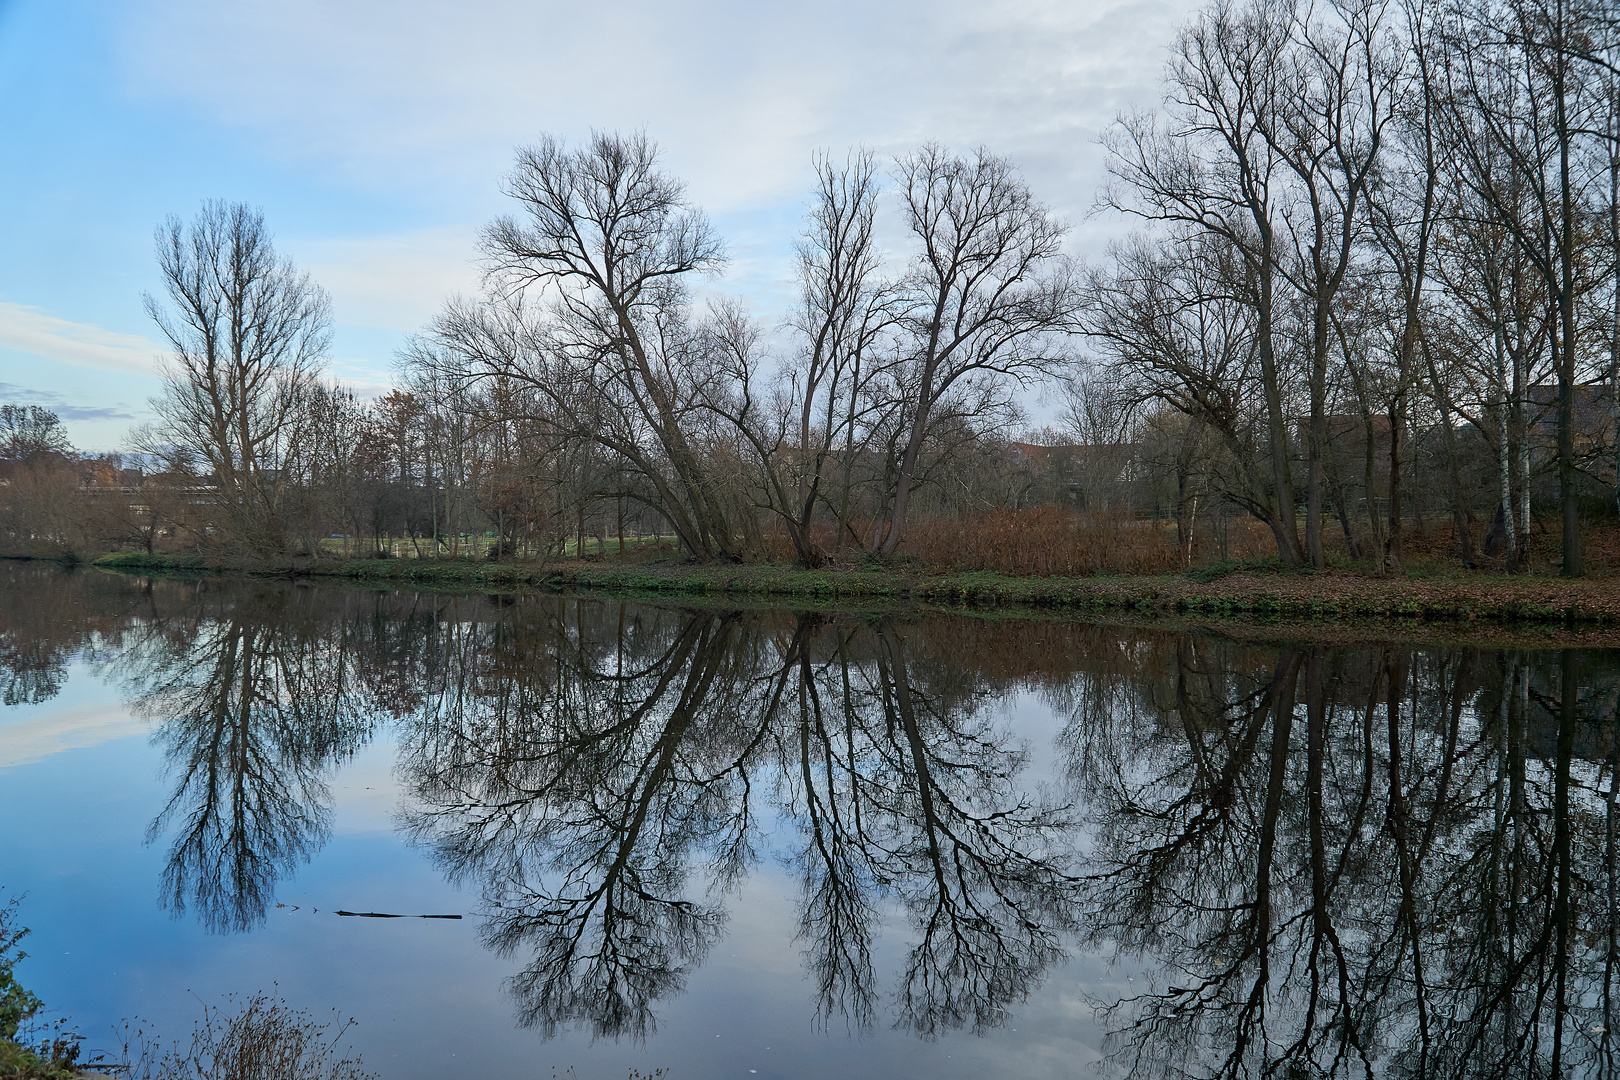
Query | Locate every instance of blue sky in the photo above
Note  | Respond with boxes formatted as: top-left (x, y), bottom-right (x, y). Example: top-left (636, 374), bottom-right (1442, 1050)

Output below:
top-left (0, 0), bottom-right (1194, 450)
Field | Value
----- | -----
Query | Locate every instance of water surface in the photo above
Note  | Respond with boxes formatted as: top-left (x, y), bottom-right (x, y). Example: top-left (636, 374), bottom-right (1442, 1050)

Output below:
top-left (2, 563), bottom-right (1618, 1078)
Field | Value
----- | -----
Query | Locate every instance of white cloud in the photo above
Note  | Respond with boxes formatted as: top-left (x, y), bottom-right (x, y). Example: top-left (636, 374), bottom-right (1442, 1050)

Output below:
top-left (104, 0), bottom-right (1201, 437)
top-left (0, 703), bottom-right (147, 770)
top-left (116, 0), bottom-right (1198, 232)
top-left (0, 301), bottom-right (164, 374)
top-left (292, 225), bottom-right (482, 332)
top-left (324, 361), bottom-right (402, 402)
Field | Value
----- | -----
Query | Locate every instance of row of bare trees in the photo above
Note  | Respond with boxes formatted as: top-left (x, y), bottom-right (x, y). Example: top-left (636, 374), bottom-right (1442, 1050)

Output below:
top-left (27, 0), bottom-right (1614, 571)
top-left (1083, 0), bottom-right (1620, 576)
top-left (68, 163), bottom-right (1070, 565)
top-left (392, 0), bottom-right (1620, 574)
top-left (405, 134), bottom-right (1079, 565)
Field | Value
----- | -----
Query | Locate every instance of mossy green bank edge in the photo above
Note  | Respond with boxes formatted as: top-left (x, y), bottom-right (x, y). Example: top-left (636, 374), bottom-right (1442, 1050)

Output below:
top-left (81, 551), bottom-right (1620, 630)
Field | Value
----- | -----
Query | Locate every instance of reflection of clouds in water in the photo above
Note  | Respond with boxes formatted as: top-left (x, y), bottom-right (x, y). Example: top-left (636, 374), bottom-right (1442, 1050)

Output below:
top-left (0, 702), bottom-right (146, 769)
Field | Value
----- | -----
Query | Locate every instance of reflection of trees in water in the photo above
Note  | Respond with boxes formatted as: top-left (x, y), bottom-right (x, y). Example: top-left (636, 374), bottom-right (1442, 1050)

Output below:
top-left (777, 620), bottom-right (1077, 1036)
top-left (1060, 636), bottom-right (1620, 1078)
top-left (0, 565), bottom-right (389, 934)
top-left (114, 585), bottom-right (382, 934)
top-left (19, 562), bottom-right (1620, 1073)
top-left (397, 603), bottom-right (1079, 1040)
top-left (401, 606), bottom-right (769, 1039)
top-left (0, 562), bottom-right (155, 705)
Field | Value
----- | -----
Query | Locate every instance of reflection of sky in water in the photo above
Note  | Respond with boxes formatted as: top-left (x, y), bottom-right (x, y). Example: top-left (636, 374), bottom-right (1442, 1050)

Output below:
top-left (13, 569), bottom-right (1612, 1079)
top-left (0, 657), bottom-right (1118, 1079)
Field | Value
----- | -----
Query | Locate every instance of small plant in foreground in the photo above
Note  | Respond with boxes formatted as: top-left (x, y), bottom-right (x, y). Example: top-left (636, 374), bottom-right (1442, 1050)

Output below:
top-left (0, 895), bottom-right (41, 1045)
top-left (0, 891), bottom-right (82, 1080)
top-left (113, 991), bottom-right (375, 1080)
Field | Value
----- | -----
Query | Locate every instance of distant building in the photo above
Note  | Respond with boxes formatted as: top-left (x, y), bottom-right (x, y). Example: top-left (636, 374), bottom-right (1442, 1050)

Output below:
top-left (1525, 384), bottom-right (1615, 448)
top-left (1007, 441), bottom-right (1139, 508)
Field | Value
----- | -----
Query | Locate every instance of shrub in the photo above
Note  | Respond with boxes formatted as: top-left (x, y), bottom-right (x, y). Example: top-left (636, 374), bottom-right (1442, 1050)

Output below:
top-left (898, 508), bottom-right (1182, 576)
top-left (114, 992), bottom-right (376, 1080)
top-left (0, 896), bottom-right (41, 1044)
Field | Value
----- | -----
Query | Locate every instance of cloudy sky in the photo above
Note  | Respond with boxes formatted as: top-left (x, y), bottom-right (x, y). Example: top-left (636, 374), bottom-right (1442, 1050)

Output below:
top-left (0, 0), bottom-right (1198, 450)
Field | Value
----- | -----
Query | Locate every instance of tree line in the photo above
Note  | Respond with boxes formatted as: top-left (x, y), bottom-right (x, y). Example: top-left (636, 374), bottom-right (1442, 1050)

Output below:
top-left (5, 0), bottom-right (1619, 575)
top-left (1084, 0), bottom-right (1620, 577)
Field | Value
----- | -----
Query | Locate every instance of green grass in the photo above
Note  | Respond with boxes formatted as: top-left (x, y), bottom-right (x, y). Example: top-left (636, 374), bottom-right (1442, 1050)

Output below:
top-left (80, 549), bottom-right (1620, 627)
top-left (0, 1037), bottom-right (78, 1079)
top-left (1185, 556), bottom-right (1289, 583)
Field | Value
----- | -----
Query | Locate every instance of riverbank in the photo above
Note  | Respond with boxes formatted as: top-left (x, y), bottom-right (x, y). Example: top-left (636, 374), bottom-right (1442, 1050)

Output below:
top-left (84, 551), bottom-right (1620, 626)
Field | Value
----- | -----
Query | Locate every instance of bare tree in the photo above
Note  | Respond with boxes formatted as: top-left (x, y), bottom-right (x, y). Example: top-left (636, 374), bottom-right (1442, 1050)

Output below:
top-left (1272, 0), bottom-right (1396, 568)
top-left (1602, 58), bottom-right (1620, 530)
top-left (1103, 0), bottom-right (1306, 566)
top-left (1078, 232), bottom-right (1282, 540)
top-left (0, 405), bottom-right (71, 462)
top-left (704, 152), bottom-right (900, 565)
top-left (463, 131), bottom-right (743, 560)
top-left (1440, 0), bottom-right (1612, 575)
top-left (1360, 0), bottom-right (1446, 570)
top-left (871, 146), bottom-right (1078, 555)
top-left (1432, 107), bottom-right (1550, 571)
top-left (145, 200), bottom-right (332, 555)
top-left (782, 153), bottom-right (901, 561)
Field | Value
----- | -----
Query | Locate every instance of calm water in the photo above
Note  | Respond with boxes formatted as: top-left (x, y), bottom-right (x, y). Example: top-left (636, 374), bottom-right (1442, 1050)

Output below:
top-left (3, 563), bottom-right (1620, 1078)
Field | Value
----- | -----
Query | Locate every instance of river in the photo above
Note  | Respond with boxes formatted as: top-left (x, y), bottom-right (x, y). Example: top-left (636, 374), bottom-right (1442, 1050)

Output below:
top-left (2, 561), bottom-right (1618, 1078)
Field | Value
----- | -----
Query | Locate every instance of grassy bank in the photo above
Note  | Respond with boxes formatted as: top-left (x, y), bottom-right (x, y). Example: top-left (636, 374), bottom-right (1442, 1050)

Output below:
top-left (86, 550), bottom-right (1620, 626)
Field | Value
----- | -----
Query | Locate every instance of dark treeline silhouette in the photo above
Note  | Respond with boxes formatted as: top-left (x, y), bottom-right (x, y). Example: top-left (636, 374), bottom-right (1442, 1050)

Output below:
top-left (5, 562), bottom-right (1620, 1071)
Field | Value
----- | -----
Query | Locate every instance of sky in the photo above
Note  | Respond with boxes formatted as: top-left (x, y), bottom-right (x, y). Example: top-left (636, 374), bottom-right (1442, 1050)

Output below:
top-left (0, 0), bottom-right (1200, 451)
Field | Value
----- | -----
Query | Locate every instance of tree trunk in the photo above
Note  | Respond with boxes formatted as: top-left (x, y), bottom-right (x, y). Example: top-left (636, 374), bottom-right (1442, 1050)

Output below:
top-left (878, 390), bottom-right (931, 556)
top-left (1387, 395), bottom-right (1404, 571)
top-left (1175, 469), bottom-right (1197, 570)
top-left (1611, 146), bottom-right (1620, 529)
top-left (1515, 342), bottom-right (1531, 567)
top-left (1305, 306), bottom-right (1329, 570)
top-left (1256, 282), bottom-right (1304, 567)
top-left (1424, 344), bottom-right (1477, 567)
top-left (1555, 55), bottom-right (1584, 577)
top-left (1361, 411), bottom-right (1384, 555)
top-left (1496, 326), bottom-right (1517, 570)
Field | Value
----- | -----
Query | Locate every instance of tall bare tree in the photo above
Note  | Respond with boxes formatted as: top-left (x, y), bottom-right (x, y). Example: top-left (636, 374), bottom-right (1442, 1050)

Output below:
top-left (145, 200), bottom-right (331, 555)
top-left (1104, 0), bottom-right (1307, 565)
top-left (437, 132), bottom-right (745, 560)
top-left (1432, 108), bottom-right (1549, 570)
top-left (1440, 0), bottom-right (1611, 575)
top-left (704, 153), bottom-right (901, 565)
top-left (872, 146), bottom-right (1078, 555)
top-left (1273, 0), bottom-right (1396, 568)
top-left (1366, 0), bottom-right (1445, 569)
